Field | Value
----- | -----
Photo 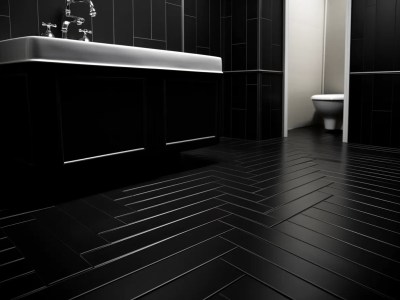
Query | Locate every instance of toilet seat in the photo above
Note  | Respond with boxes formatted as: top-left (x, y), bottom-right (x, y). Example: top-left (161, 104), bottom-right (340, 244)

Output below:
top-left (311, 94), bottom-right (344, 101)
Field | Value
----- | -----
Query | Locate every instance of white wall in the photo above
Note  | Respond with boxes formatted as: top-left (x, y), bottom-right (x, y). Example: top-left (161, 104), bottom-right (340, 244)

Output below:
top-left (324, 0), bottom-right (346, 93)
top-left (287, 0), bottom-right (326, 130)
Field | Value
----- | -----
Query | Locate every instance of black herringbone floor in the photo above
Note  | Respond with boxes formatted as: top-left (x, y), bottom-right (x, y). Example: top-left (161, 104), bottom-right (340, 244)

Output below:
top-left (1, 127), bottom-right (400, 299)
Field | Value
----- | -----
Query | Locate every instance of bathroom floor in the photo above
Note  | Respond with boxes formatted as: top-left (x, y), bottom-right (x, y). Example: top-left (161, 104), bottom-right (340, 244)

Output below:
top-left (1, 127), bottom-right (400, 299)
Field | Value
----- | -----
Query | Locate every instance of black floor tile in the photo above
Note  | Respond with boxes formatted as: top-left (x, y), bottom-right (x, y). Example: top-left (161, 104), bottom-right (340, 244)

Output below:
top-left (0, 247), bottom-right (22, 266)
top-left (217, 275), bottom-right (288, 300)
top-left (58, 200), bottom-right (124, 233)
top-left (315, 200), bottom-right (400, 232)
top-left (100, 198), bottom-right (225, 242)
top-left (33, 207), bottom-right (107, 253)
top-left (291, 213), bottom-right (400, 262)
top-left (256, 172), bottom-right (326, 198)
top-left (267, 191), bottom-right (332, 224)
top-left (218, 205), bottom-right (275, 227)
top-left (140, 259), bottom-right (243, 300)
top-left (117, 189), bottom-right (223, 224)
top-left (3, 127), bottom-right (400, 299)
top-left (222, 229), bottom-right (381, 299)
top-left (217, 194), bottom-right (270, 213)
top-left (72, 237), bottom-right (235, 299)
top-left (304, 207), bottom-right (400, 247)
top-left (4, 220), bottom-right (90, 284)
top-left (221, 248), bottom-right (338, 300)
top-left (82, 209), bottom-right (228, 266)
top-left (0, 258), bottom-right (34, 283)
top-left (26, 221), bottom-right (232, 299)
top-left (276, 220), bottom-right (400, 281)
top-left (126, 182), bottom-right (221, 210)
top-left (0, 272), bottom-right (44, 299)
top-left (83, 194), bottom-right (133, 217)
top-left (115, 176), bottom-right (219, 205)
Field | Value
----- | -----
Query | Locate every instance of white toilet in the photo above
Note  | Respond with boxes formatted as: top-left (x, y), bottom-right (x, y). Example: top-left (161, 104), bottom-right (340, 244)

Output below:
top-left (311, 94), bottom-right (344, 130)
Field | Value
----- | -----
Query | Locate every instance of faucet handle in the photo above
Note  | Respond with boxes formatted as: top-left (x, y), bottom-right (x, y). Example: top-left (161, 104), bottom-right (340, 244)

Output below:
top-left (41, 22), bottom-right (57, 38)
top-left (79, 29), bottom-right (92, 42)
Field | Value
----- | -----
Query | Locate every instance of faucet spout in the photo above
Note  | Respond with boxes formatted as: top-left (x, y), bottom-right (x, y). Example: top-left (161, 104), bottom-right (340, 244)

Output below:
top-left (62, 0), bottom-right (96, 39)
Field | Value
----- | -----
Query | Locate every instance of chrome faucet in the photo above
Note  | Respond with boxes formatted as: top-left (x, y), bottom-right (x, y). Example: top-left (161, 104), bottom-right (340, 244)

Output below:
top-left (61, 0), bottom-right (96, 39)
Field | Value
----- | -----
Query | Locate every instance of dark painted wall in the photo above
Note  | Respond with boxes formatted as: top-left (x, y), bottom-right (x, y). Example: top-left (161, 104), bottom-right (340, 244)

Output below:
top-left (349, 0), bottom-right (400, 147)
top-left (221, 0), bottom-right (283, 140)
top-left (0, 0), bottom-right (220, 54)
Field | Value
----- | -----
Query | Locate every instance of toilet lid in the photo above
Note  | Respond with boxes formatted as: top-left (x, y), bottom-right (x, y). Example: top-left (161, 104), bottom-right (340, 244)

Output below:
top-left (311, 94), bottom-right (344, 101)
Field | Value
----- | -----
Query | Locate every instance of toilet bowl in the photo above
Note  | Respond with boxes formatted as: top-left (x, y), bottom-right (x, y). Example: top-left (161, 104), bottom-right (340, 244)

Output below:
top-left (311, 94), bottom-right (344, 130)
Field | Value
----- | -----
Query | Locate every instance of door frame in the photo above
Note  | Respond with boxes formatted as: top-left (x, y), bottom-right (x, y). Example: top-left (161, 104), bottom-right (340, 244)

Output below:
top-left (283, 0), bottom-right (352, 142)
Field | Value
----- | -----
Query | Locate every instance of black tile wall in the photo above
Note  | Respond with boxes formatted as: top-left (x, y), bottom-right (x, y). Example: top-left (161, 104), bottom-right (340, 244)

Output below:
top-left (93, 0), bottom-right (113, 44)
top-left (166, 3), bottom-right (182, 51)
top-left (153, 0), bottom-right (166, 41)
top-left (350, 0), bottom-right (400, 73)
top-left (114, 0), bottom-right (133, 46)
top-left (221, 0), bottom-right (283, 141)
top-left (349, 0), bottom-right (400, 148)
top-left (0, 16), bottom-right (10, 40)
top-left (9, 0), bottom-right (39, 38)
top-left (183, 0), bottom-right (220, 56)
top-left (0, 0), bottom-right (215, 55)
top-left (0, 0), bottom-right (9, 15)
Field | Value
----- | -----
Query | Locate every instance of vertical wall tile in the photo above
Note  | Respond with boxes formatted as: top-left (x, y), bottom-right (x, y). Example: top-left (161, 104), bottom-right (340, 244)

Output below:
top-left (210, 0), bottom-right (221, 56)
top-left (271, 0), bottom-right (282, 45)
top-left (396, 0), bottom-right (400, 70)
top-left (92, 0), bottom-right (114, 44)
top-left (261, 18), bottom-right (272, 69)
top-left (166, 3), bottom-right (182, 51)
top-left (197, 0), bottom-right (209, 47)
top-left (271, 109), bottom-right (282, 137)
top-left (247, 0), bottom-right (258, 19)
top-left (114, 0), bottom-right (133, 45)
top-left (232, 109), bottom-right (246, 139)
top-left (360, 75), bottom-right (373, 144)
top-left (221, 0), bottom-right (232, 18)
top-left (392, 76), bottom-right (400, 147)
top-left (185, 0), bottom-right (196, 16)
top-left (362, 3), bottom-right (375, 71)
top-left (348, 75), bottom-right (363, 143)
top-left (375, 0), bottom-right (396, 71)
top-left (231, 73), bottom-right (246, 109)
top-left (261, 0), bottom-right (271, 19)
top-left (223, 74), bottom-right (232, 136)
top-left (232, 43), bottom-right (246, 70)
top-left (152, 0), bottom-right (166, 41)
top-left (184, 15), bottom-right (196, 53)
top-left (271, 44), bottom-right (282, 70)
top-left (261, 77), bottom-right (271, 139)
top-left (9, 0), bottom-right (39, 37)
top-left (371, 111), bottom-right (392, 146)
top-left (351, 0), bottom-right (364, 39)
top-left (222, 17), bottom-right (231, 70)
top-left (271, 75), bottom-right (282, 110)
top-left (0, 16), bottom-right (10, 40)
top-left (350, 39), bottom-right (363, 72)
top-left (232, 0), bottom-right (246, 44)
top-left (373, 76), bottom-right (393, 111)
top-left (134, 0), bottom-right (151, 39)
top-left (0, 0), bottom-right (9, 15)
top-left (246, 84), bottom-right (258, 139)
top-left (247, 19), bottom-right (257, 69)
